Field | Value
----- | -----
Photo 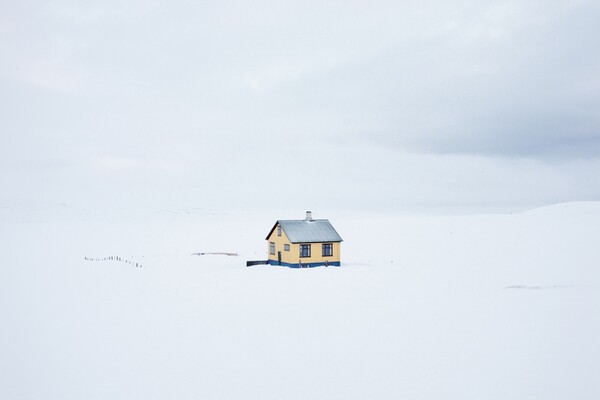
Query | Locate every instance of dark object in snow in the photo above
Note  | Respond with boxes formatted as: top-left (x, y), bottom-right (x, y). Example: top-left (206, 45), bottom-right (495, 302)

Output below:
top-left (246, 260), bottom-right (269, 267)
top-left (83, 255), bottom-right (143, 268)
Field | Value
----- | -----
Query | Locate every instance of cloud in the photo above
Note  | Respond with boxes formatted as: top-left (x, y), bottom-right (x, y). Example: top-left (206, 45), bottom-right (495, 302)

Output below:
top-left (244, 0), bottom-right (600, 160)
top-left (1, 0), bottom-right (599, 211)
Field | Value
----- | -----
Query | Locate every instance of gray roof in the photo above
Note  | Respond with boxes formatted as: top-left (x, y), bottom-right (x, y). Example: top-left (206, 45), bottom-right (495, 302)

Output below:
top-left (267, 219), bottom-right (343, 243)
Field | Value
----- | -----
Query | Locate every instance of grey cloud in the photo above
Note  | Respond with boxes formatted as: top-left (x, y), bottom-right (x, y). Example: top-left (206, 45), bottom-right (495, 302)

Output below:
top-left (1, 0), bottom-right (600, 211)
top-left (252, 0), bottom-right (600, 160)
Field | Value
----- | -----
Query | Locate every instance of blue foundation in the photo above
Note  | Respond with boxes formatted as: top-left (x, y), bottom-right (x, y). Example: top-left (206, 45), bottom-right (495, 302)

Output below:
top-left (267, 260), bottom-right (341, 268)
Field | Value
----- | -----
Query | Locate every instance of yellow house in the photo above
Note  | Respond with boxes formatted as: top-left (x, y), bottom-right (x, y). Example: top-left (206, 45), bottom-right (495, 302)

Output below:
top-left (265, 211), bottom-right (343, 268)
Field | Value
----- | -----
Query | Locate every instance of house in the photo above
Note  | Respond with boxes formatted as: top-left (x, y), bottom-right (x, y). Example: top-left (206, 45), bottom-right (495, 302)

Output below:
top-left (265, 211), bottom-right (343, 268)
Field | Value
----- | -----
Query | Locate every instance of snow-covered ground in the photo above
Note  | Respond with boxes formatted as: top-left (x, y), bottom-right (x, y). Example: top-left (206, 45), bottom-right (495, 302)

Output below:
top-left (1, 202), bottom-right (599, 399)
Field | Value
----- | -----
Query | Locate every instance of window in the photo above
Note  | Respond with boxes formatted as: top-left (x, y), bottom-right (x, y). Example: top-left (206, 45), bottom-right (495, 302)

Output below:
top-left (277, 226), bottom-right (282, 236)
top-left (269, 242), bottom-right (275, 255)
top-left (322, 243), bottom-right (333, 257)
top-left (300, 244), bottom-right (311, 258)
top-left (284, 244), bottom-right (290, 252)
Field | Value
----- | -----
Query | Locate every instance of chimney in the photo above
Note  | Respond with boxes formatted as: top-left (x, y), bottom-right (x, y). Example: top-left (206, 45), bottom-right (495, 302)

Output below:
top-left (305, 210), bottom-right (314, 221)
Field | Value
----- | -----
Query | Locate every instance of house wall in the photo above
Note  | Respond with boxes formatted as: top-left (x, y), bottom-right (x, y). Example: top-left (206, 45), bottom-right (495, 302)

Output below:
top-left (289, 242), bottom-right (341, 265)
top-left (267, 223), bottom-right (341, 267)
top-left (267, 224), bottom-right (295, 264)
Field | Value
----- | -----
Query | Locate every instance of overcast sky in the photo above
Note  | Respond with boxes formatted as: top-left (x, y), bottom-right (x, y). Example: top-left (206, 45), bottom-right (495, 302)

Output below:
top-left (1, 0), bottom-right (599, 214)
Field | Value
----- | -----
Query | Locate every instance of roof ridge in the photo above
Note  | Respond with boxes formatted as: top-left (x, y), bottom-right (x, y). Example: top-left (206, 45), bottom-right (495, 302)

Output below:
top-left (278, 218), bottom-right (329, 222)
top-left (272, 219), bottom-right (343, 243)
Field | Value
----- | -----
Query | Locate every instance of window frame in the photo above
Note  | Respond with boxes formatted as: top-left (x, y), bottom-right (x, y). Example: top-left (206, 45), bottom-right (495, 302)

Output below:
top-left (299, 244), bottom-right (311, 258)
top-left (284, 244), bottom-right (290, 252)
top-left (269, 242), bottom-right (275, 255)
top-left (277, 226), bottom-right (282, 237)
top-left (322, 243), bottom-right (333, 257)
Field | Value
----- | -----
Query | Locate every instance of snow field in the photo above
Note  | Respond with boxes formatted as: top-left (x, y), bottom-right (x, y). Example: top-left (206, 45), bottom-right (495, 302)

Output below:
top-left (1, 203), bottom-right (599, 399)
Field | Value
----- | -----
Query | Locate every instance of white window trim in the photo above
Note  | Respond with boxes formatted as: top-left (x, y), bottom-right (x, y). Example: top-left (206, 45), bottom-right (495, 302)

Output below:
top-left (300, 244), bottom-right (311, 258)
top-left (322, 243), bottom-right (333, 257)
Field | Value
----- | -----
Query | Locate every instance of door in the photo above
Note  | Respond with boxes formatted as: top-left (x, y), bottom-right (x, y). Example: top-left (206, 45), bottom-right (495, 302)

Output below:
top-left (277, 251), bottom-right (282, 265)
